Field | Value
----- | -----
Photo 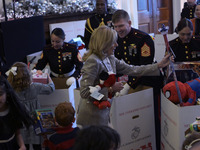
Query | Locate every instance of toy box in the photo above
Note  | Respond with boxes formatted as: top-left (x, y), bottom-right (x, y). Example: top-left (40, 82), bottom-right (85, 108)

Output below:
top-left (160, 92), bottom-right (200, 150)
top-left (166, 61), bottom-right (200, 83)
top-left (32, 109), bottom-right (56, 135)
top-left (110, 88), bottom-right (156, 150)
top-left (32, 73), bottom-right (48, 84)
top-left (38, 78), bottom-right (76, 112)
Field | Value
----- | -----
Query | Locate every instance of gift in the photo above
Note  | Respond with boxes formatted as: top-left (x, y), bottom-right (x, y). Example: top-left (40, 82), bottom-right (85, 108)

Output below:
top-left (32, 109), bottom-right (56, 135)
top-left (32, 69), bottom-right (48, 84)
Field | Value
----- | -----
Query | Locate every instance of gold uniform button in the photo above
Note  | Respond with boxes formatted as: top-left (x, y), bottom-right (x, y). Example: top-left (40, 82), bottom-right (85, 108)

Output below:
top-left (124, 47), bottom-right (127, 50)
top-left (124, 52), bottom-right (127, 55)
top-left (123, 41), bottom-right (126, 44)
top-left (133, 78), bottom-right (135, 81)
top-left (133, 54), bottom-right (135, 56)
top-left (117, 53), bottom-right (119, 55)
top-left (59, 65), bottom-right (61, 67)
top-left (190, 15), bottom-right (192, 18)
top-left (59, 69), bottom-right (61, 71)
top-left (176, 39), bottom-right (178, 42)
top-left (186, 56), bottom-right (189, 59)
top-left (185, 51), bottom-right (188, 54)
top-left (58, 52), bottom-right (61, 54)
top-left (128, 61), bottom-right (130, 64)
top-left (58, 60), bottom-right (61, 63)
top-left (129, 82), bottom-right (132, 84)
top-left (58, 56), bottom-right (61, 58)
top-left (193, 37), bottom-right (195, 39)
top-left (125, 57), bottom-right (128, 60)
top-left (185, 46), bottom-right (188, 49)
top-left (135, 32), bottom-right (137, 35)
top-left (190, 12), bottom-right (192, 14)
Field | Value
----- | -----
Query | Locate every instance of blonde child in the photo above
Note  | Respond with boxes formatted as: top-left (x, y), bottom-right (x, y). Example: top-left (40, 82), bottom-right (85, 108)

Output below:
top-left (7, 62), bottom-right (55, 150)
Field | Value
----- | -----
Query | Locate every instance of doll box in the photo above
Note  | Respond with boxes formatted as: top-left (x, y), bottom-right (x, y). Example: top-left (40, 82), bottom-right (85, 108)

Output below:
top-left (32, 73), bottom-right (48, 84)
top-left (110, 88), bottom-right (156, 150)
top-left (160, 92), bottom-right (200, 150)
top-left (32, 109), bottom-right (56, 135)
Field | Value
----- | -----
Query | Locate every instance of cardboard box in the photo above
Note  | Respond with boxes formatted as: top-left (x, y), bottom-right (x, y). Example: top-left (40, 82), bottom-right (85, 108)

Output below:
top-left (38, 78), bottom-right (76, 112)
top-left (32, 109), bottom-right (56, 135)
top-left (110, 88), bottom-right (156, 150)
top-left (160, 92), bottom-right (200, 150)
top-left (166, 61), bottom-right (200, 83)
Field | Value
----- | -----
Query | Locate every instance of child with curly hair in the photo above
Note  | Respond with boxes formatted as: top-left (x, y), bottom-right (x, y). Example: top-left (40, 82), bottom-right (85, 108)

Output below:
top-left (43, 102), bottom-right (80, 150)
top-left (0, 75), bottom-right (33, 150)
top-left (7, 62), bottom-right (55, 150)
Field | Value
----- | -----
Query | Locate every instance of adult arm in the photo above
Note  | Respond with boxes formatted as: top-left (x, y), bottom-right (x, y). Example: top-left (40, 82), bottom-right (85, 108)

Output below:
top-left (71, 49), bottom-right (83, 79)
top-left (35, 49), bottom-right (48, 71)
top-left (80, 57), bottom-right (108, 99)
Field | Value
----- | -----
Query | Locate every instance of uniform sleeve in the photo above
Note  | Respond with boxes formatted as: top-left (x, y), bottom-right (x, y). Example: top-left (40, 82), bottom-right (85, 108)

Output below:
top-left (71, 49), bottom-right (83, 79)
top-left (35, 49), bottom-right (48, 70)
top-left (139, 35), bottom-right (155, 65)
top-left (80, 58), bottom-right (108, 99)
top-left (181, 8), bottom-right (186, 19)
top-left (114, 56), bottom-right (160, 76)
top-left (84, 18), bottom-right (93, 49)
top-left (33, 82), bottom-right (55, 95)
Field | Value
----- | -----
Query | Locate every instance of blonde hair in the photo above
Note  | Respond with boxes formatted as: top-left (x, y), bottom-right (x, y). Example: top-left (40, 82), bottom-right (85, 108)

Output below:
top-left (82, 25), bottom-right (117, 61)
top-left (55, 102), bottom-right (75, 127)
top-left (7, 62), bottom-right (31, 92)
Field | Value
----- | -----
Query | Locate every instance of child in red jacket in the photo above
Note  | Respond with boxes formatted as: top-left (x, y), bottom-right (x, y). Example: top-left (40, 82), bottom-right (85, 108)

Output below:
top-left (43, 102), bottom-right (79, 150)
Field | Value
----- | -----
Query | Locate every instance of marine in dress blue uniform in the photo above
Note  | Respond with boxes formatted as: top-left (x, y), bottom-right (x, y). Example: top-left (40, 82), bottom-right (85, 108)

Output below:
top-left (35, 43), bottom-right (83, 79)
top-left (169, 36), bottom-right (200, 62)
top-left (115, 28), bottom-right (163, 89)
top-left (181, 2), bottom-right (196, 19)
top-left (84, 13), bottom-right (113, 49)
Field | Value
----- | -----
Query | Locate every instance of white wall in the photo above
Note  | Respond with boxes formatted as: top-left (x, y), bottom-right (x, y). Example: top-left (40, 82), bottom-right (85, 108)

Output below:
top-left (116, 0), bottom-right (138, 28)
top-left (173, 0), bottom-right (187, 31)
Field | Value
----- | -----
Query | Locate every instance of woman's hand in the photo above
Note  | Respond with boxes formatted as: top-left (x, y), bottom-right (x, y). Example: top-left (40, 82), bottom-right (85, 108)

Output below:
top-left (157, 53), bottom-right (171, 68)
top-left (111, 82), bottom-right (124, 93)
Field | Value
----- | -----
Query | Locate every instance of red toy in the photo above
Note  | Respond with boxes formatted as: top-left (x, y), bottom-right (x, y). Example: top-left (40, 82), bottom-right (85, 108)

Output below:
top-left (163, 77), bottom-right (200, 106)
top-left (89, 71), bottom-right (116, 109)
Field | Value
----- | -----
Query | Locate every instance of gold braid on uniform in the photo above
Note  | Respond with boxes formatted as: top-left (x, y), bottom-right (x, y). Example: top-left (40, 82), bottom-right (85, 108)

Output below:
top-left (99, 18), bottom-right (105, 26)
top-left (86, 18), bottom-right (94, 33)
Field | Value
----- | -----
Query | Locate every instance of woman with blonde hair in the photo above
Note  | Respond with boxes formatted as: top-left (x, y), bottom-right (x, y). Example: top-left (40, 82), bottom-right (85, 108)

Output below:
top-left (7, 62), bottom-right (55, 150)
top-left (76, 25), bottom-right (171, 127)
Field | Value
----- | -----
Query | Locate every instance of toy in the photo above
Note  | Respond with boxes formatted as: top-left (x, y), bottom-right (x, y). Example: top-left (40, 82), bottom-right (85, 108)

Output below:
top-left (89, 71), bottom-right (116, 109)
top-left (162, 77), bottom-right (200, 106)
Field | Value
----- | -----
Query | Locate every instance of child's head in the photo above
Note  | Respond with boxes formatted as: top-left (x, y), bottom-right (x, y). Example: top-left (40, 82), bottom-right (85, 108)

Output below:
top-left (55, 102), bottom-right (75, 127)
top-left (182, 132), bottom-right (200, 150)
top-left (7, 62), bottom-right (31, 92)
top-left (73, 125), bottom-right (121, 150)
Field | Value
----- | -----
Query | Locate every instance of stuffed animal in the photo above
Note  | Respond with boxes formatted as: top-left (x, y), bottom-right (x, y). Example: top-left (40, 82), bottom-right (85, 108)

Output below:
top-left (89, 71), bottom-right (116, 109)
top-left (162, 77), bottom-right (200, 106)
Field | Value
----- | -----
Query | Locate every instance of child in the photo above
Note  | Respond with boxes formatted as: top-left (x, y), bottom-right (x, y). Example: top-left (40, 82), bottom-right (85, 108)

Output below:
top-left (182, 131), bottom-right (200, 150)
top-left (7, 62), bottom-right (55, 150)
top-left (73, 125), bottom-right (121, 150)
top-left (0, 75), bottom-right (33, 150)
top-left (43, 102), bottom-right (80, 150)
